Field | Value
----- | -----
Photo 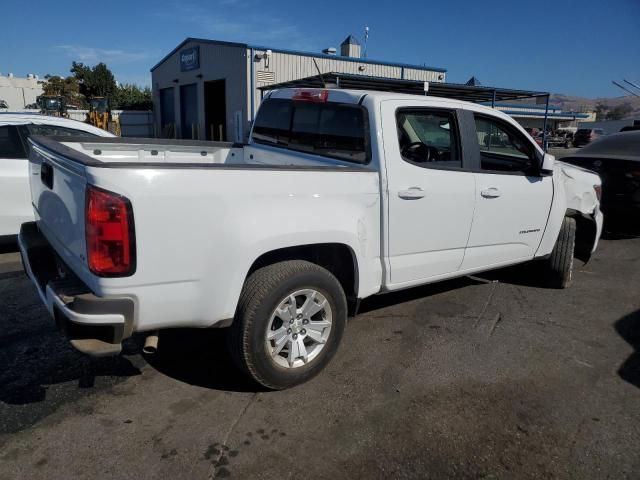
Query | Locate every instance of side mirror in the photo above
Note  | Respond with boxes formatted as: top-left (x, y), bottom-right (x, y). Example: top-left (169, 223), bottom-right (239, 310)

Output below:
top-left (540, 153), bottom-right (555, 176)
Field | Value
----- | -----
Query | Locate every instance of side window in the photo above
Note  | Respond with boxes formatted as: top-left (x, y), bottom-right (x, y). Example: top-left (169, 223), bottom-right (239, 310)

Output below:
top-left (396, 109), bottom-right (461, 168)
top-left (27, 124), bottom-right (98, 138)
top-left (474, 114), bottom-right (537, 174)
top-left (0, 126), bottom-right (27, 159)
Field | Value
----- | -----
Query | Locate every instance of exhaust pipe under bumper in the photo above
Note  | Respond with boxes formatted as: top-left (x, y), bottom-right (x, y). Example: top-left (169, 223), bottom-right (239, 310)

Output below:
top-left (143, 331), bottom-right (159, 354)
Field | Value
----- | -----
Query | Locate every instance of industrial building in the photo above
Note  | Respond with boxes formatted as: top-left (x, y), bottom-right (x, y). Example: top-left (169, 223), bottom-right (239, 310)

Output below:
top-left (151, 36), bottom-right (596, 142)
top-left (151, 36), bottom-right (447, 141)
top-left (0, 73), bottom-right (43, 110)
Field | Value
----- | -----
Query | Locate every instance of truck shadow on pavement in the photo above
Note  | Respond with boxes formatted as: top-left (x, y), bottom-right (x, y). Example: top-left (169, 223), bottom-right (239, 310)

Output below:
top-left (358, 276), bottom-right (479, 314)
top-left (615, 309), bottom-right (640, 389)
top-left (467, 245), bottom-right (633, 288)
top-left (0, 333), bottom-right (142, 433)
top-left (142, 329), bottom-right (263, 393)
top-left (465, 262), bottom-right (553, 289)
top-left (0, 280), bottom-right (142, 434)
top-left (0, 336), bottom-right (142, 407)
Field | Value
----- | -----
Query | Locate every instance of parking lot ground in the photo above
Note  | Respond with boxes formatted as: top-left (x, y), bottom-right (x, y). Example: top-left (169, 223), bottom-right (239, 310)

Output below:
top-left (1, 232), bottom-right (639, 480)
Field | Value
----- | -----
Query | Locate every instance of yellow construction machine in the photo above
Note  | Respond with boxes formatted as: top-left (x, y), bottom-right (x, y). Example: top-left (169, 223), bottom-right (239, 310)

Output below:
top-left (87, 97), bottom-right (110, 130)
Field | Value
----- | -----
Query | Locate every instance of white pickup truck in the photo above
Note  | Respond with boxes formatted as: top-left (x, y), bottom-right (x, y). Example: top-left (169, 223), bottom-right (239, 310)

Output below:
top-left (19, 88), bottom-right (603, 389)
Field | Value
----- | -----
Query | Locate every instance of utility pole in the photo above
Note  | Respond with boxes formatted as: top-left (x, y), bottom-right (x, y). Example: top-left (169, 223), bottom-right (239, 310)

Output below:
top-left (363, 26), bottom-right (369, 59)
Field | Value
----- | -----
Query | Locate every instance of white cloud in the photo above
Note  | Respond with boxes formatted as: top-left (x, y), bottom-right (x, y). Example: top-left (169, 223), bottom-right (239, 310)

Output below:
top-left (54, 45), bottom-right (155, 64)
top-left (155, 1), bottom-right (316, 51)
top-left (115, 73), bottom-right (152, 88)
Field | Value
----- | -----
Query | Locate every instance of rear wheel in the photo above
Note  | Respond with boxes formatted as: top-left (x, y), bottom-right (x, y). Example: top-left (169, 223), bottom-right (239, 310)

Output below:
top-left (544, 216), bottom-right (576, 288)
top-left (227, 260), bottom-right (347, 390)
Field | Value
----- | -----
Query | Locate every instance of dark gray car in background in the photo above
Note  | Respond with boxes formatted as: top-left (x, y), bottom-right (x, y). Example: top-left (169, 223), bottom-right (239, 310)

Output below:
top-left (562, 131), bottom-right (640, 220)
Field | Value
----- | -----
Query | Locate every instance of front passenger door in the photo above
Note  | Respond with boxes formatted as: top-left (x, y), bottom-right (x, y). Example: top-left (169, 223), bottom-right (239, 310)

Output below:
top-left (461, 112), bottom-right (552, 270)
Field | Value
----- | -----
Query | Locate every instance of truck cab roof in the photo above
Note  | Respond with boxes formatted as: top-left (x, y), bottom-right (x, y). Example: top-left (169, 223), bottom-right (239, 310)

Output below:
top-left (265, 87), bottom-right (524, 127)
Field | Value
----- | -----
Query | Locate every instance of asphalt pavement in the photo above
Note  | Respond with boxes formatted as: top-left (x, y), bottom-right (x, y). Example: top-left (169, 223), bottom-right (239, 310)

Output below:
top-left (0, 231), bottom-right (639, 479)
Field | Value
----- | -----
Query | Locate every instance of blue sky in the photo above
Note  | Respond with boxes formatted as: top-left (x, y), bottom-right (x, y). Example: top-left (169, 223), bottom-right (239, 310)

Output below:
top-left (1, 0), bottom-right (638, 98)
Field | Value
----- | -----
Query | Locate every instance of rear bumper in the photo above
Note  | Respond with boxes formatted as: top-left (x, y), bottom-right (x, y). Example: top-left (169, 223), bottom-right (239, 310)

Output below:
top-left (18, 222), bottom-right (134, 357)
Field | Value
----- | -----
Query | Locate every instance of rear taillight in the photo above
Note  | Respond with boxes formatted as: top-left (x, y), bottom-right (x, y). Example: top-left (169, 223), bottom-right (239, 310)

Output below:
top-left (292, 89), bottom-right (329, 102)
top-left (593, 184), bottom-right (602, 202)
top-left (85, 185), bottom-right (135, 276)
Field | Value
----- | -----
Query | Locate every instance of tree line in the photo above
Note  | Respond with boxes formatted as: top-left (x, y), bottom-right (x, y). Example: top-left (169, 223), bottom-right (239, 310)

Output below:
top-left (594, 102), bottom-right (633, 121)
top-left (42, 62), bottom-right (152, 110)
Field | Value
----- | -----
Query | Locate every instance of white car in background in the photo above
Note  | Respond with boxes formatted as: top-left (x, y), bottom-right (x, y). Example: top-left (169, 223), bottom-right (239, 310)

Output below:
top-left (0, 114), bottom-right (114, 241)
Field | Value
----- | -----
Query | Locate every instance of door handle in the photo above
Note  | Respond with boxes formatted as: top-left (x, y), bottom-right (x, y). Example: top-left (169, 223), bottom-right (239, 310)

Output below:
top-left (398, 187), bottom-right (425, 200)
top-left (480, 187), bottom-right (501, 198)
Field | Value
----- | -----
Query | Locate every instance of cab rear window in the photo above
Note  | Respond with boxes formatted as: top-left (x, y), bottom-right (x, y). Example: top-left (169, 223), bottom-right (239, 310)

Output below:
top-left (252, 98), bottom-right (370, 164)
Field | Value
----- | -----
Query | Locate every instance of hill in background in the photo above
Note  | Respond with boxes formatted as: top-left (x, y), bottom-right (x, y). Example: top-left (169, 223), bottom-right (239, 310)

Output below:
top-left (550, 94), bottom-right (640, 119)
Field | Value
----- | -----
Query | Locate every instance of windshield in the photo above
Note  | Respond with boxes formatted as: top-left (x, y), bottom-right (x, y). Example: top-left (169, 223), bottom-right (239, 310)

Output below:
top-left (44, 99), bottom-right (61, 110)
top-left (90, 98), bottom-right (108, 112)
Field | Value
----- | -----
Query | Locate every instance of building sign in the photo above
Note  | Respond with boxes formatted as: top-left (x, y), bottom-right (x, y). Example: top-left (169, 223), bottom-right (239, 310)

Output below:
top-left (180, 47), bottom-right (200, 72)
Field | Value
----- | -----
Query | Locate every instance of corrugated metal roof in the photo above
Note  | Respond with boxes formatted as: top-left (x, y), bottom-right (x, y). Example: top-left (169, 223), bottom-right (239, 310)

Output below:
top-left (150, 37), bottom-right (447, 73)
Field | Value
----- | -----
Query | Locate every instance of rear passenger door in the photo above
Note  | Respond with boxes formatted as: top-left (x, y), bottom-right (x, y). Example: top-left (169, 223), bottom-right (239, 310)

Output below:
top-left (460, 112), bottom-right (552, 270)
top-left (381, 101), bottom-right (477, 287)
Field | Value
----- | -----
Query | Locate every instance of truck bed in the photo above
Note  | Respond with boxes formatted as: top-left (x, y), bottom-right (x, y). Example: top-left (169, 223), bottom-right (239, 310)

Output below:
top-left (31, 136), bottom-right (374, 170)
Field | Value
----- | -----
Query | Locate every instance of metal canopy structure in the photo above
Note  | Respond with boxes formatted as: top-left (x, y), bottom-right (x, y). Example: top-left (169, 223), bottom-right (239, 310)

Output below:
top-left (259, 72), bottom-right (553, 147)
top-left (258, 72), bottom-right (549, 104)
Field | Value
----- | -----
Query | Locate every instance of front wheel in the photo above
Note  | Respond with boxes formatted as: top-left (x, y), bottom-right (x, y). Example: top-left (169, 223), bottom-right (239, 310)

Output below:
top-left (227, 260), bottom-right (347, 390)
top-left (543, 216), bottom-right (576, 288)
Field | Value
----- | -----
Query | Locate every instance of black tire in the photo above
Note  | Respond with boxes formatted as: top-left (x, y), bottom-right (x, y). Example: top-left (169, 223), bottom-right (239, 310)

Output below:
top-left (227, 260), bottom-right (347, 390)
top-left (544, 216), bottom-right (576, 288)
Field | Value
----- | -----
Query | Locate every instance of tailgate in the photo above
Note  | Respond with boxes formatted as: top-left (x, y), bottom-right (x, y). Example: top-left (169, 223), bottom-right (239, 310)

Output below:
top-left (28, 138), bottom-right (89, 278)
